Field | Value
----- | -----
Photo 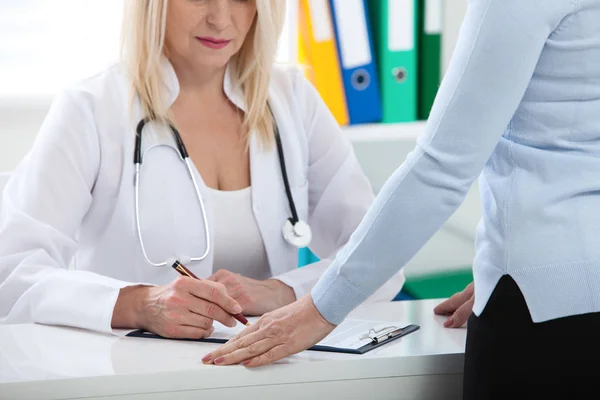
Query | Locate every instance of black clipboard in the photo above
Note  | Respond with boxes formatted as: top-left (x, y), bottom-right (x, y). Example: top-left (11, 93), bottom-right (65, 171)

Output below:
top-left (126, 324), bottom-right (420, 355)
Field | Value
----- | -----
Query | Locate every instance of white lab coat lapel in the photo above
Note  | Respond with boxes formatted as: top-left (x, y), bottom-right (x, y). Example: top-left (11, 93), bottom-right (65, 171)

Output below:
top-left (249, 131), bottom-right (297, 277)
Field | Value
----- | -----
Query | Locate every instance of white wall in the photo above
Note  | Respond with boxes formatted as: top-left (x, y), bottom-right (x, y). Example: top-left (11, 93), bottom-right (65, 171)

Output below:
top-left (0, 99), bottom-right (49, 171)
top-left (442, 0), bottom-right (468, 72)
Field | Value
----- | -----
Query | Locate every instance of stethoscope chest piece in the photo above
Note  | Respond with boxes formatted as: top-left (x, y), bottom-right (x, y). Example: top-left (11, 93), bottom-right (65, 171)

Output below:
top-left (282, 219), bottom-right (312, 248)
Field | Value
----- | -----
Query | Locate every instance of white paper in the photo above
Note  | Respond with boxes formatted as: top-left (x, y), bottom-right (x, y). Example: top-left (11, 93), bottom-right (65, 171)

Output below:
top-left (425, 0), bottom-right (443, 34)
top-left (388, 0), bottom-right (415, 51)
top-left (210, 318), bottom-right (406, 351)
top-left (318, 320), bottom-right (397, 350)
top-left (332, 0), bottom-right (372, 69)
top-left (308, 0), bottom-right (333, 42)
top-left (113, 329), bottom-right (138, 337)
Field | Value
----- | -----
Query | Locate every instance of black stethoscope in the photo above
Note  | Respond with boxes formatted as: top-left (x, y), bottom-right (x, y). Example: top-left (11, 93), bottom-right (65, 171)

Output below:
top-left (133, 110), bottom-right (312, 267)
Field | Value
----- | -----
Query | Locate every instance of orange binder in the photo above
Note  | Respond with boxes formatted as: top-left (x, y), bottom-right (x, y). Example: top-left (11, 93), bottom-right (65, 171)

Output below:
top-left (298, 0), bottom-right (349, 125)
top-left (297, 22), bottom-right (316, 86)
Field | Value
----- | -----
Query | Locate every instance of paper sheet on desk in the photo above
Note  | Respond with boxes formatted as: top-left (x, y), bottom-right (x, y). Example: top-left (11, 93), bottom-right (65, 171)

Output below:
top-left (211, 318), bottom-right (405, 350)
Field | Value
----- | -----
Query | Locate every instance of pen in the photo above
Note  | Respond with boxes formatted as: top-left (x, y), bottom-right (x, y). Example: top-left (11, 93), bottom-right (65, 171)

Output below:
top-left (171, 261), bottom-right (250, 326)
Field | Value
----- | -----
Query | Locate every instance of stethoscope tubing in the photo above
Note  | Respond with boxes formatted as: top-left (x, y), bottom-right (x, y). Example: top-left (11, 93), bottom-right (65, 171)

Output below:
top-left (134, 119), bottom-right (210, 267)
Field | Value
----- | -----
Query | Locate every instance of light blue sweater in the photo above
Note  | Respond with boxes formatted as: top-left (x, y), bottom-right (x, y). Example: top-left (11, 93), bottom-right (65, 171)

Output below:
top-left (312, 0), bottom-right (600, 324)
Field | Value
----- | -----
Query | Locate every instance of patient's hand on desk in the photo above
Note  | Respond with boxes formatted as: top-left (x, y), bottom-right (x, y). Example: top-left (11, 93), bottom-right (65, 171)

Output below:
top-left (208, 269), bottom-right (296, 316)
top-left (111, 278), bottom-right (243, 339)
top-left (433, 282), bottom-right (474, 328)
top-left (203, 294), bottom-right (335, 368)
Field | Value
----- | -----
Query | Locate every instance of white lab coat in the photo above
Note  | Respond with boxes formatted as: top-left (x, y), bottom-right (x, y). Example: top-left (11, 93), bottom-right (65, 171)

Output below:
top-left (0, 60), bottom-right (405, 334)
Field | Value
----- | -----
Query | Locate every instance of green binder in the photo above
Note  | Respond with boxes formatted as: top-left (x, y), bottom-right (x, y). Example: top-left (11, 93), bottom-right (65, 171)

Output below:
top-left (368, 0), bottom-right (419, 123)
top-left (418, 0), bottom-right (443, 120)
top-left (402, 268), bottom-right (473, 300)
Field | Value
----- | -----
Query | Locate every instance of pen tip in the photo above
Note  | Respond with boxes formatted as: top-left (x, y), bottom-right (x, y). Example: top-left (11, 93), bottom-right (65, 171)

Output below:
top-left (245, 322), bottom-right (251, 326)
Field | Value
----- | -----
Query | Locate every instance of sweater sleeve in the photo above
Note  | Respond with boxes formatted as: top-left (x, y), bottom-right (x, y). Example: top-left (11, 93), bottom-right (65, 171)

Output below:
top-left (311, 0), bottom-right (573, 324)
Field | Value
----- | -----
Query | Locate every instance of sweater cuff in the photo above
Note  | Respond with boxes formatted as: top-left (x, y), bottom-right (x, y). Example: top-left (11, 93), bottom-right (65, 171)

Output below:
top-left (310, 267), bottom-right (368, 325)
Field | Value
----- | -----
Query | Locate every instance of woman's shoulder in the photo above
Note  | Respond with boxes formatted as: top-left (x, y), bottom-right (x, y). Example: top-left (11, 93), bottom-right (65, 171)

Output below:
top-left (41, 64), bottom-right (132, 161)
top-left (270, 63), bottom-right (322, 118)
top-left (270, 64), bottom-right (311, 99)
top-left (55, 63), bottom-right (129, 115)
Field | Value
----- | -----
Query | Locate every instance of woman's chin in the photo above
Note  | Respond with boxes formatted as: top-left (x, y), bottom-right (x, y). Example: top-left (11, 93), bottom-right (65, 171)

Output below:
top-left (192, 53), bottom-right (233, 71)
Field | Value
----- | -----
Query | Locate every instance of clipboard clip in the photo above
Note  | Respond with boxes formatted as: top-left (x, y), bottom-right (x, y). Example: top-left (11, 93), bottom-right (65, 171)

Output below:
top-left (359, 326), bottom-right (403, 344)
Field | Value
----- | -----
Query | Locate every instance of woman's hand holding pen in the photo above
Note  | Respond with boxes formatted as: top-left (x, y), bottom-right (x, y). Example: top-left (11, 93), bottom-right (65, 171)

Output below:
top-left (111, 278), bottom-right (243, 339)
top-left (202, 294), bottom-right (336, 367)
top-left (208, 269), bottom-right (296, 316)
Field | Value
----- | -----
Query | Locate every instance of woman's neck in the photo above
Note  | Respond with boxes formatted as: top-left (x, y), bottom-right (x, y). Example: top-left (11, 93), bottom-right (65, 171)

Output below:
top-left (170, 58), bottom-right (229, 104)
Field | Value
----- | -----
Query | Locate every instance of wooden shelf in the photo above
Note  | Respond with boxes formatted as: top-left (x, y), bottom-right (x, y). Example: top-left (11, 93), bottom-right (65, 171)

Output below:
top-left (343, 121), bottom-right (427, 143)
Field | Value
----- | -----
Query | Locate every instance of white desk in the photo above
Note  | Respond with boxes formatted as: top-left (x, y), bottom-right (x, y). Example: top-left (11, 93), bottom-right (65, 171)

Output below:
top-left (0, 299), bottom-right (466, 400)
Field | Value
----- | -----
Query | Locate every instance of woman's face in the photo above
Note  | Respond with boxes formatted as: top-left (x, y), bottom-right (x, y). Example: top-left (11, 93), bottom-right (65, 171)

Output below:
top-left (165, 0), bottom-right (257, 71)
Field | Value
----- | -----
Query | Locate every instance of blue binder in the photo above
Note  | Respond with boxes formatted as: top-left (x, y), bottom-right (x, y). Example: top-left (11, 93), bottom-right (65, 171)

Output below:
top-left (329, 0), bottom-right (382, 125)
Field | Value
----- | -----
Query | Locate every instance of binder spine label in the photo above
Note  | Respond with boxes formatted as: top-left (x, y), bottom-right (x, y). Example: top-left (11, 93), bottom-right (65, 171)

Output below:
top-left (425, 0), bottom-right (443, 34)
top-left (388, 0), bottom-right (415, 51)
top-left (308, 0), bottom-right (333, 42)
top-left (332, 0), bottom-right (372, 68)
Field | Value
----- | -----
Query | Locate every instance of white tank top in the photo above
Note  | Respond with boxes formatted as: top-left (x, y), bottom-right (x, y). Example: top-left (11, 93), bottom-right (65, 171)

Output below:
top-left (208, 186), bottom-right (270, 280)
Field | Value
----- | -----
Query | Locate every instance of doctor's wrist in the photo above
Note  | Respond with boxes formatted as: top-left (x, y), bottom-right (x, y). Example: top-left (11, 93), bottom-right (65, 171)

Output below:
top-left (268, 279), bottom-right (297, 308)
top-left (111, 285), bottom-right (150, 329)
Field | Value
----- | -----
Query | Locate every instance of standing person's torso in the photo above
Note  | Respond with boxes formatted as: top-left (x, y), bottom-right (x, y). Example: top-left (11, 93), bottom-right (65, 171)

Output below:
top-left (475, 0), bottom-right (600, 322)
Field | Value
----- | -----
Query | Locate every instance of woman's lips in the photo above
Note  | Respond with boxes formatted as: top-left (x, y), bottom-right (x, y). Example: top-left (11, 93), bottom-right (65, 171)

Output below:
top-left (196, 37), bottom-right (231, 49)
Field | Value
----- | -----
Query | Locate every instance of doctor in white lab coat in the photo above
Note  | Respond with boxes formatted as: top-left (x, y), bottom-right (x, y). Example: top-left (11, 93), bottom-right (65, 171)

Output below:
top-left (0, 0), bottom-right (404, 337)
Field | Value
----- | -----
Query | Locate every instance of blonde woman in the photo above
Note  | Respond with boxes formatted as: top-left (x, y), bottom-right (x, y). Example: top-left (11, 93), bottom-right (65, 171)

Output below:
top-left (0, 0), bottom-right (404, 338)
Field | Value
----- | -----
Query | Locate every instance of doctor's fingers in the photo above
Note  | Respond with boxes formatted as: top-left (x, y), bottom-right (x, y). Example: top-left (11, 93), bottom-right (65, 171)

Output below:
top-left (208, 269), bottom-right (235, 282)
top-left (184, 294), bottom-right (238, 328)
top-left (177, 325), bottom-right (215, 339)
top-left (165, 325), bottom-right (215, 340)
top-left (184, 279), bottom-right (243, 316)
top-left (178, 307), bottom-right (215, 330)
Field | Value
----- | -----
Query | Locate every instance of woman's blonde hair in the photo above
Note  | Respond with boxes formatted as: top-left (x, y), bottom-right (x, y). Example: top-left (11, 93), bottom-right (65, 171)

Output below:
top-left (121, 0), bottom-right (287, 147)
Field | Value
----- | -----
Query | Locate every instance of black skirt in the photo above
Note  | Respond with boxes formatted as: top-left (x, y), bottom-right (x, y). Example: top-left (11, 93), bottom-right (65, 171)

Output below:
top-left (463, 275), bottom-right (600, 400)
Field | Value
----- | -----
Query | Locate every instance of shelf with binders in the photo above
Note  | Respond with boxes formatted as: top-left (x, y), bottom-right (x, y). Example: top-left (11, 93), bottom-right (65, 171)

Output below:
top-left (296, 0), bottom-right (444, 128)
top-left (342, 121), bottom-right (426, 144)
